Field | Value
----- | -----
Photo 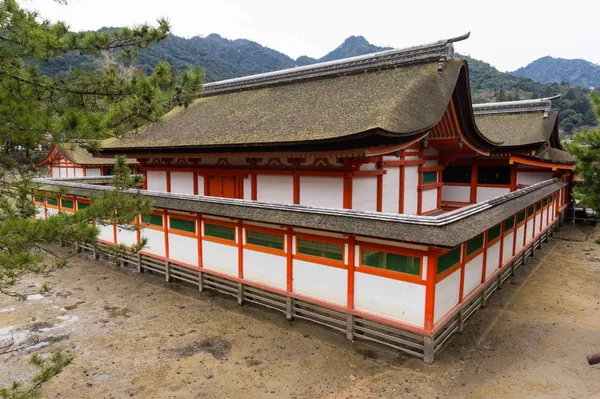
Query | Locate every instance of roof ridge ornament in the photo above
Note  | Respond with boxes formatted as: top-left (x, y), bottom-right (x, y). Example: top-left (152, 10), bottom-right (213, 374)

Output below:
top-left (202, 33), bottom-right (471, 96)
top-left (472, 94), bottom-right (561, 118)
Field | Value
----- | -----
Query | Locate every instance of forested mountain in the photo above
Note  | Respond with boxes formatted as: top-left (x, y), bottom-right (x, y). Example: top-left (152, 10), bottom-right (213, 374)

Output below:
top-left (511, 56), bottom-right (600, 89)
top-left (39, 32), bottom-right (597, 134)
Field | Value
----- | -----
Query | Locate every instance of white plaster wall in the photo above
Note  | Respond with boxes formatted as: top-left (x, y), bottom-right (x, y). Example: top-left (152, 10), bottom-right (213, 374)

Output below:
top-left (463, 253), bottom-right (483, 297)
top-left (517, 171), bottom-right (553, 186)
top-left (549, 204), bottom-right (554, 221)
top-left (97, 223), bottom-right (114, 243)
top-left (147, 171), bottom-right (167, 192)
top-left (442, 185), bottom-right (470, 203)
top-left (86, 168), bottom-right (101, 177)
top-left (515, 225), bottom-right (525, 251)
top-left (403, 166), bottom-right (419, 215)
top-left (243, 249), bottom-right (287, 290)
top-left (197, 175), bottom-right (205, 196)
top-left (353, 176), bottom-right (378, 212)
top-left (526, 219), bottom-right (534, 243)
top-left (477, 187), bottom-right (510, 203)
top-left (257, 175), bottom-right (294, 204)
top-left (51, 167), bottom-right (59, 177)
top-left (434, 268), bottom-right (461, 323)
top-left (170, 171), bottom-right (194, 195)
top-left (243, 177), bottom-right (251, 200)
top-left (354, 272), bottom-right (425, 327)
top-left (35, 206), bottom-right (45, 220)
top-left (502, 232), bottom-right (514, 265)
top-left (47, 208), bottom-right (58, 217)
top-left (140, 228), bottom-right (165, 257)
top-left (202, 241), bottom-right (238, 276)
top-left (168, 234), bottom-right (198, 266)
top-left (116, 227), bottom-right (137, 247)
top-left (299, 176), bottom-right (343, 209)
top-left (75, 167), bottom-right (84, 177)
top-left (422, 188), bottom-right (438, 213)
top-left (534, 214), bottom-right (540, 235)
top-left (486, 241), bottom-right (501, 279)
top-left (381, 167), bottom-right (399, 213)
top-left (292, 260), bottom-right (347, 306)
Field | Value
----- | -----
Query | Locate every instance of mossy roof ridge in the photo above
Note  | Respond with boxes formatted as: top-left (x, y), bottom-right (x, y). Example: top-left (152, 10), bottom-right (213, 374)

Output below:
top-left (475, 110), bottom-right (558, 147)
top-left (103, 60), bottom-right (466, 151)
top-left (57, 144), bottom-right (138, 165)
top-left (533, 146), bottom-right (576, 164)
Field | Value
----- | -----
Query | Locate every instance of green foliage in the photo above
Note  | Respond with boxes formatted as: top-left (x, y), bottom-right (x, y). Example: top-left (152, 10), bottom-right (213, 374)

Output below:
top-left (565, 91), bottom-right (600, 214)
top-left (511, 56), bottom-right (600, 88)
top-left (0, 351), bottom-right (72, 399)
top-left (0, 1), bottom-right (200, 296)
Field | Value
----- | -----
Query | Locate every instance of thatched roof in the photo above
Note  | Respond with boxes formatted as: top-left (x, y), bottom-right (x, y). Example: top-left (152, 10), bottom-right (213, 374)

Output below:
top-left (56, 144), bottom-right (137, 165)
top-left (103, 61), bottom-right (465, 152)
top-left (100, 34), bottom-right (500, 155)
top-left (533, 146), bottom-right (576, 164)
top-left (473, 97), bottom-right (561, 149)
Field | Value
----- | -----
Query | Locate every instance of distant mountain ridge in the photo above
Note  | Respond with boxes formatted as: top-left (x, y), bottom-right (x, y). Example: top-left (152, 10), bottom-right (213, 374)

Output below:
top-left (39, 32), bottom-right (597, 134)
top-left (511, 56), bottom-right (600, 89)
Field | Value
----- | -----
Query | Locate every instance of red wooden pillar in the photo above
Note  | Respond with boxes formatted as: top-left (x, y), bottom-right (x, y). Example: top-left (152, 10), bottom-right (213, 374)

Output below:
top-left (343, 175), bottom-right (353, 209)
top-left (346, 236), bottom-right (356, 309)
top-left (424, 250), bottom-right (440, 333)
top-left (286, 227), bottom-right (293, 292)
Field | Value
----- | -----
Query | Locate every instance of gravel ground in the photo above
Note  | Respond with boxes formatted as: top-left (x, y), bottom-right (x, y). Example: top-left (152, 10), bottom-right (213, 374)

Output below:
top-left (1, 225), bottom-right (599, 398)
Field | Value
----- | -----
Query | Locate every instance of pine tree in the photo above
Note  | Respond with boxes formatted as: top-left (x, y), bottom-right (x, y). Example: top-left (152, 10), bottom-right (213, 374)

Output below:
top-left (0, 0), bottom-right (202, 295)
top-left (566, 91), bottom-right (600, 220)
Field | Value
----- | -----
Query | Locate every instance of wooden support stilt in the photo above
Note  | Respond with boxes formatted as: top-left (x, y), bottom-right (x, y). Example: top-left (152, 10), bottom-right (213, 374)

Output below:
top-left (75, 241), bottom-right (81, 253)
top-left (481, 289), bottom-right (487, 308)
top-left (93, 245), bottom-right (99, 259)
top-left (423, 336), bottom-right (435, 364)
top-left (285, 297), bottom-right (293, 321)
top-left (458, 309), bottom-right (465, 333)
top-left (198, 271), bottom-right (204, 292)
top-left (237, 283), bottom-right (244, 306)
top-left (165, 261), bottom-right (171, 282)
top-left (511, 260), bottom-right (516, 276)
top-left (136, 252), bottom-right (142, 273)
top-left (346, 314), bottom-right (355, 341)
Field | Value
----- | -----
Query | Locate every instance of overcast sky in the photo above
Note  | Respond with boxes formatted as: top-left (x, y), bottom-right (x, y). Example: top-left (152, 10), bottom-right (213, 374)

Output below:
top-left (23, 0), bottom-right (600, 72)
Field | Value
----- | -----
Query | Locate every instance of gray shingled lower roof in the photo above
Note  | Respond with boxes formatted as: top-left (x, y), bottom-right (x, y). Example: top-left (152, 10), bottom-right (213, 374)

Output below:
top-left (33, 178), bottom-right (566, 248)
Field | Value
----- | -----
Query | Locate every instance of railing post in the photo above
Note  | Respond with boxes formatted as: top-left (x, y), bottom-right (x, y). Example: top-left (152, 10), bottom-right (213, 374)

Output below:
top-left (346, 314), bottom-right (355, 340)
top-left (285, 297), bottom-right (293, 321)
top-left (423, 336), bottom-right (435, 364)
top-left (136, 252), bottom-right (142, 273)
top-left (237, 283), bottom-right (244, 305)
top-left (458, 309), bottom-right (465, 333)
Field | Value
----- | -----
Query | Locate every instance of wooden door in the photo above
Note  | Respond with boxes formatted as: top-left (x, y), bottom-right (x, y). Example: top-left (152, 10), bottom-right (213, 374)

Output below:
top-left (207, 176), bottom-right (237, 198)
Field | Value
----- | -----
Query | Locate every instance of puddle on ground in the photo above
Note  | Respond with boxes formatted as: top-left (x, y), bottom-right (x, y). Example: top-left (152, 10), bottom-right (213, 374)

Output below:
top-left (167, 337), bottom-right (232, 359)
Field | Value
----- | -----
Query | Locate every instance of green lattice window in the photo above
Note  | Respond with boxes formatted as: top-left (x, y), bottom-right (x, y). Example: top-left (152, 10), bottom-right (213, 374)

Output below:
top-left (423, 171), bottom-right (438, 184)
top-left (297, 239), bottom-right (343, 261)
top-left (488, 224), bottom-right (501, 242)
top-left (170, 217), bottom-right (196, 233)
top-left (505, 216), bottom-right (516, 231)
top-left (527, 205), bottom-right (535, 216)
top-left (362, 249), bottom-right (420, 276)
top-left (77, 202), bottom-right (90, 210)
top-left (535, 202), bottom-right (542, 211)
top-left (517, 211), bottom-right (526, 223)
top-left (437, 247), bottom-right (461, 275)
top-left (34, 196), bottom-right (42, 203)
top-left (205, 223), bottom-right (235, 241)
top-left (543, 198), bottom-right (548, 207)
top-left (61, 199), bottom-right (74, 209)
top-left (467, 233), bottom-right (484, 256)
top-left (46, 197), bottom-right (58, 206)
top-left (143, 214), bottom-right (163, 227)
top-left (247, 230), bottom-right (284, 250)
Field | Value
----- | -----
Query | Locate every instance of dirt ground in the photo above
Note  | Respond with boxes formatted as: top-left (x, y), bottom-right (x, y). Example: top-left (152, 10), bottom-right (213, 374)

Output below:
top-left (1, 225), bottom-right (599, 398)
